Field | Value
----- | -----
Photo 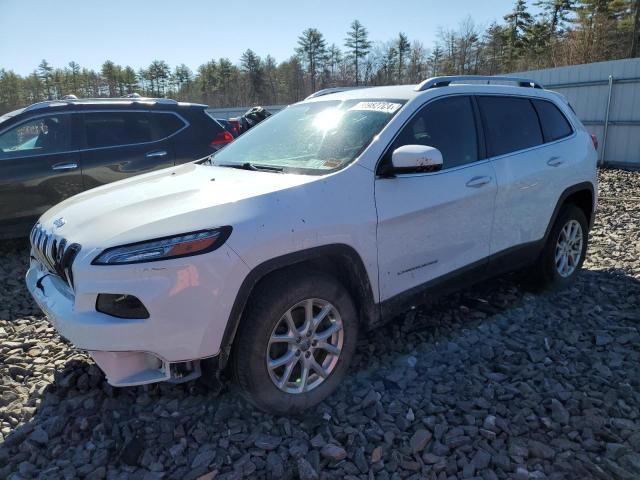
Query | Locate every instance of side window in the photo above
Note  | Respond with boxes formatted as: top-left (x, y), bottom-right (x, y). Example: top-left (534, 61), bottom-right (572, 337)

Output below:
top-left (390, 96), bottom-right (478, 169)
top-left (0, 115), bottom-right (70, 158)
top-left (532, 99), bottom-right (573, 142)
top-left (84, 112), bottom-right (152, 148)
top-left (478, 96), bottom-right (543, 157)
top-left (151, 112), bottom-right (186, 140)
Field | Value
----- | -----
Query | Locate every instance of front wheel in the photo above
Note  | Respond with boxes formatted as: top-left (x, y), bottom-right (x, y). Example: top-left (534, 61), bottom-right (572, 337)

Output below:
top-left (530, 204), bottom-right (589, 289)
top-left (231, 269), bottom-right (358, 414)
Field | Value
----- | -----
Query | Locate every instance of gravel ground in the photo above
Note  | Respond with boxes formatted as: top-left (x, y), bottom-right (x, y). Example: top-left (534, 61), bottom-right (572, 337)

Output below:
top-left (1, 168), bottom-right (639, 480)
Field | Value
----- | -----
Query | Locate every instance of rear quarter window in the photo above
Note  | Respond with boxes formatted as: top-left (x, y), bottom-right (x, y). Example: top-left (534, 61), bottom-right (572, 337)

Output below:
top-left (151, 112), bottom-right (187, 139)
top-left (478, 96), bottom-right (543, 157)
top-left (532, 99), bottom-right (573, 142)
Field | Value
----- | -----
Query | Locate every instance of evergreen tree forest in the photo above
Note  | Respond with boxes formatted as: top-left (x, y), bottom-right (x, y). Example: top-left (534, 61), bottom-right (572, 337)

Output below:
top-left (1, 0), bottom-right (639, 114)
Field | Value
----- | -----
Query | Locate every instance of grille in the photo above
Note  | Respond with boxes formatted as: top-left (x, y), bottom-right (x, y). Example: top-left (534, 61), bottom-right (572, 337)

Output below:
top-left (30, 223), bottom-right (81, 289)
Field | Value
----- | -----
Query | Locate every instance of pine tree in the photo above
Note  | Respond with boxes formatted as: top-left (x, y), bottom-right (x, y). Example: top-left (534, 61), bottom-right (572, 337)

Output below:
top-left (344, 20), bottom-right (372, 85)
top-left (264, 55), bottom-right (278, 104)
top-left (326, 44), bottom-right (342, 84)
top-left (173, 64), bottom-right (192, 91)
top-left (101, 60), bottom-right (118, 97)
top-left (68, 61), bottom-right (81, 95)
top-left (296, 28), bottom-right (327, 93)
top-left (428, 44), bottom-right (444, 76)
top-left (37, 59), bottom-right (54, 99)
top-left (383, 45), bottom-right (398, 84)
top-left (240, 49), bottom-right (264, 104)
top-left (573, 0), bottom-right (631, 62)
top-left (534, 0), bottom-right (574, 34)
top-left (121, 67), bottom-right (138, 95)
top-left (632, 0), bottom-right (640, 57)
top-left (504, 0), bottom-right (534, 66)
top-left (0, 69), bottom-right (22, 112)
top-left (397, 33), bottom-right (411, 83)
top-left (217, 58), bottom-right (234, 105)
top-left (482, 23), bottom-right (508, 74)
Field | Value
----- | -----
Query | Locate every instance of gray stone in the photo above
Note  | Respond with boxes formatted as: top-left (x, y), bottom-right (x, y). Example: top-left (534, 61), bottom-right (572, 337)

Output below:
top-left (191, 450), bottom-right (216, 470)
top-left (320, 444), bottom-right (347, 461)
top-left (410, 429), bottom-right (432, 453)
top-left (297, 457), bottom-right (319, 480)
top-left (550, 399), bottom-right (570, 425)
top-left (472, 449), bottom-right (491, 470)
top-left (28, 427), bottom-right (49, 445)
top-left (254, 434), bottom-right (281, 451)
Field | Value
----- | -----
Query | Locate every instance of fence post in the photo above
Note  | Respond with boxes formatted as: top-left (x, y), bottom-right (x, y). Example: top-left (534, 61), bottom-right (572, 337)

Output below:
top-left (600, 74), bottom-right (613, 166)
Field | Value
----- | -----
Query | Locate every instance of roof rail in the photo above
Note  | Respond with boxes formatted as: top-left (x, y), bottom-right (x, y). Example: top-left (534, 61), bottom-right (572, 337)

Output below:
top-left (305, 86), bottom-right (368, 100)
top-left (23, 96), bottom-right (179, 112)
top-left (414, 75), bottom-right (544, 92)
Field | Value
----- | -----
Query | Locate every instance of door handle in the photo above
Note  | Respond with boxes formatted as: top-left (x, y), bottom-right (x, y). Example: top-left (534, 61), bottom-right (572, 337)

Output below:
top-left (51, 162), bottom-right (78, 171)
top-left (146, 150), bottom-right (168, 158)
top-left (466, 176), bottom-right (492, 188)
top-left (547, 156), bottom-right (563, 167)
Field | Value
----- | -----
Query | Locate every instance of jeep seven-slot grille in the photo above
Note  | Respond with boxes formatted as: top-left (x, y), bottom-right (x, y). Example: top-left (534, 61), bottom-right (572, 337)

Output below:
top-left (30, 224), bottom-right (81, 289)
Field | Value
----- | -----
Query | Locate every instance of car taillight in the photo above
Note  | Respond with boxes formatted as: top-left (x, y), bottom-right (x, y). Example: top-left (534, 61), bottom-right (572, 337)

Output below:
top-left (211, 130), bottom-right (234, 146)
top-left (590, 134), bottom-right (598, 151)
top-left (229, 119), bottom-right (241, 136)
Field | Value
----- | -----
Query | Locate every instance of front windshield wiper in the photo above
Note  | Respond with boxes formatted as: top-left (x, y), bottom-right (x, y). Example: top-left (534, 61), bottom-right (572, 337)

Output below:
top-left (215, 162), bottom-right (284, 173)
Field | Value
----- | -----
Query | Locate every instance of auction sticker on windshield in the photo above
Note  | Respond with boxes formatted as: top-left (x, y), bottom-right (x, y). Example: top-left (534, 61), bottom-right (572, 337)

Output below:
top-left (348, 101), bottom-right (402, 113)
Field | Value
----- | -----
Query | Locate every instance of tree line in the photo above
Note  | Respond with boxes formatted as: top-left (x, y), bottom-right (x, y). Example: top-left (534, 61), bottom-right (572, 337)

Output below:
top-left (1, 0), bottom-right (639, 115)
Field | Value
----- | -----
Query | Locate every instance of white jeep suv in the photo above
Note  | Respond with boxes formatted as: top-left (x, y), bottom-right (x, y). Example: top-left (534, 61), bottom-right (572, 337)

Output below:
top-left (26, 76), bottom-right (597, 413)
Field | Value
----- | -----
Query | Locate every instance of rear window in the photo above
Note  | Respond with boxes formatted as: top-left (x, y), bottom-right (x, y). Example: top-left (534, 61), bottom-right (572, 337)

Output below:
top-left (84, 111), bottom-right (153, 148)
top-left (478, 96), bottom-right (543, 157)
top-left (532, 99), bottom-right (573, 142)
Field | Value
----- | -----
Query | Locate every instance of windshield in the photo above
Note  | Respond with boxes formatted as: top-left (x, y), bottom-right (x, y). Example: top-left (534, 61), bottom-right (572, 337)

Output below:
top-left (211, 99), bottom-right (405, 173)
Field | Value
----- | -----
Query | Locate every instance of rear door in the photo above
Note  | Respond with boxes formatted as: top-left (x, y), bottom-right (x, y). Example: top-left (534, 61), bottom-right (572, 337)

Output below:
top-left (0, 113), bottom-right (83, 235)
top-left (79, 110), bottom-right (176, 189)
top-left (478, 95), bottom-right (564, 255)
top-left (375, 95), bottom-right (497, 301)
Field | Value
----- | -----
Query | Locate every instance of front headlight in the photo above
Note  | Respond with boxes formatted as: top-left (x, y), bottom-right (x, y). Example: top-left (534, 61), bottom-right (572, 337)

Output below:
top-left (92, 227), bottom-right (232, 265)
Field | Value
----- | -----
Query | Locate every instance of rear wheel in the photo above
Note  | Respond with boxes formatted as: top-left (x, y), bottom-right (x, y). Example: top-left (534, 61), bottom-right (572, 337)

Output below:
top-left (530, 204), bottom-right (589, 289)
top-left (231, 269), bottom-right (358, 414)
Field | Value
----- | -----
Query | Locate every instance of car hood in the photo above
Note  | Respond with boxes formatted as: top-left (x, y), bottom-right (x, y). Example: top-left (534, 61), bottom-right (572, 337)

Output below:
top-left (39, 162), bottom-right (316, 250)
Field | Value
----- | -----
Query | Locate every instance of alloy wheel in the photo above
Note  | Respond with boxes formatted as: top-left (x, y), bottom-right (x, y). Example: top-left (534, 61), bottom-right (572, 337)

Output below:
top-left (266, 298), bottom-right (344, 394)
top-left (555, 219), bottom-right (583, 278)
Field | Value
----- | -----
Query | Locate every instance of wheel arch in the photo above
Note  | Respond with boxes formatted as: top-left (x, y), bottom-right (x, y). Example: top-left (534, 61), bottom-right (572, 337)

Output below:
top-left (218, 244), bottom-right (379, 366)
top-left (544, 182), bottom-right (595, 244)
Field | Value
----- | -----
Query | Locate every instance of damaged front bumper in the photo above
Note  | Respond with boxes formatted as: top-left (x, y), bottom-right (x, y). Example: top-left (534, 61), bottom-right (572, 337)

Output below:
top-left (26, 263), bottom-right (205, 387)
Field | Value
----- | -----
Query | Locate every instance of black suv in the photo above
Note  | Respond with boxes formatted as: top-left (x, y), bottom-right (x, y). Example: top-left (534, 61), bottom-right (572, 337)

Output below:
top-left (0, 97), bottom-right (231, 239)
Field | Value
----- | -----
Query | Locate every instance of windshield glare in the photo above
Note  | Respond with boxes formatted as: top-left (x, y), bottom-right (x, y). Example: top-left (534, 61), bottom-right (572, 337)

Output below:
top-left (212, 99), bottom-right (405, 173)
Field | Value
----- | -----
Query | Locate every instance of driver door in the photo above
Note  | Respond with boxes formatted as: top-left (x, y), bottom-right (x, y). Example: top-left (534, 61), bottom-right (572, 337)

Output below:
top-left (374, 95), bottom-right (497, 302)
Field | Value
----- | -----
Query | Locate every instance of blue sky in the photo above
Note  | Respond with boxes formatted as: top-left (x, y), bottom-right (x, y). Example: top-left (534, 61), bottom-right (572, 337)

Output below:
top-left (0, 0), bottom-right (527, 75)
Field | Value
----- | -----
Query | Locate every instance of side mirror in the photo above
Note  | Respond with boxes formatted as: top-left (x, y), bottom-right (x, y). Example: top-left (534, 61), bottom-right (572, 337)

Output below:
top-left (391, 144), bottom-right (443, 173)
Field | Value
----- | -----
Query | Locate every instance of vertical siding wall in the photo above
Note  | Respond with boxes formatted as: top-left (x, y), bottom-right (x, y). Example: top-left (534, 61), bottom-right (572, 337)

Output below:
top-left (513, 58), bottom-right (640, 167)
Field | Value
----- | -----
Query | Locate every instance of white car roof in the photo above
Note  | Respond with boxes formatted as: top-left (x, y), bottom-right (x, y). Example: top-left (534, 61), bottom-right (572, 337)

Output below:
top-left (303, 85), bottom-right (421, 102)
top-left (302, 82), bottom-right (568, 107)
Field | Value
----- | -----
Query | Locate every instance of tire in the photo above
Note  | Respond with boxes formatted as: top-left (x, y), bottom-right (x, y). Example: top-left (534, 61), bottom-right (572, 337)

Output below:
top-left (231, 268), bottom-right (358, 414)
top-left (530, 204), bottom-right (589, 290)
